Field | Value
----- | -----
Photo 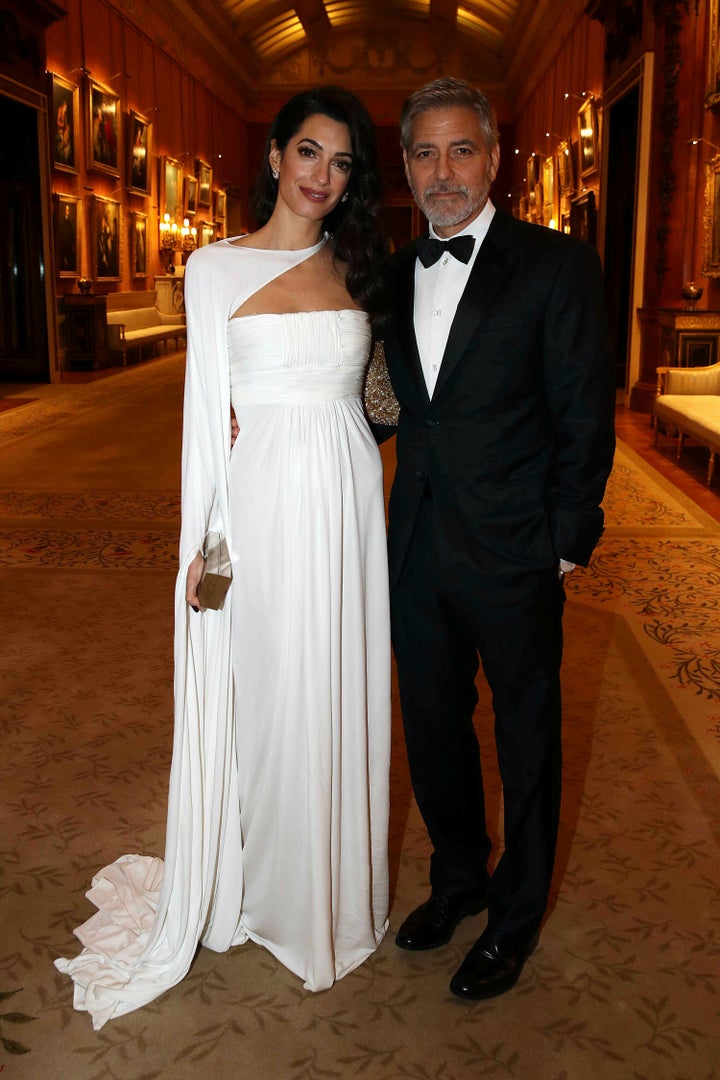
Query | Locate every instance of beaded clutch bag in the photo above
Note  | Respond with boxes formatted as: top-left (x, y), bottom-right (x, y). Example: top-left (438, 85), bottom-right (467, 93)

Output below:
top-left (364, 340), bottom-right (400, 427)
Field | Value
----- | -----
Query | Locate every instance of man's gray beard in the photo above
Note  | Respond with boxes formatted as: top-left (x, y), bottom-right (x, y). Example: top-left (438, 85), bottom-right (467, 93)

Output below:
top-left (423, 202), bottom-right (476, 228)
top-left (414, 185), bottom-right (487, 230)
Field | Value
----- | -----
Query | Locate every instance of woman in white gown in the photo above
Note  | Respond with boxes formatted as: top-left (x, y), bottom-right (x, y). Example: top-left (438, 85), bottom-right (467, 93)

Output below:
top-left (56, 87), bottom-right (392, 1029)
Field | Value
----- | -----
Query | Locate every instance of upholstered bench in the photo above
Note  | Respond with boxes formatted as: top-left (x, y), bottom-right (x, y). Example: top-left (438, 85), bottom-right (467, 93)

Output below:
top-left (106, 290), bottom-right (185, 366)
top-left (654, 362), bottom-right (720, 486)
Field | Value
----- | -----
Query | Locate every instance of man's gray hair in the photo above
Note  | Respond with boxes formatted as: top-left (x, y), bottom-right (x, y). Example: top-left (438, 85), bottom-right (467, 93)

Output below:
top-left (400, 77), bottom-right (499, 152)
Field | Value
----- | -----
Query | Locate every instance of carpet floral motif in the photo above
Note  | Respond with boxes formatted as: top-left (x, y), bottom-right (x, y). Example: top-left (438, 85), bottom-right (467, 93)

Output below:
top-left (0, 528), bottom-right (177, 569)
top-left (579, 537), bottom-right (720, 703)
top-left (0, 990), bottom-right (35, 1058)
top-left (0, 491), bottom-right (180, 520)
top-left (602, 453), bottom-right (693, 529)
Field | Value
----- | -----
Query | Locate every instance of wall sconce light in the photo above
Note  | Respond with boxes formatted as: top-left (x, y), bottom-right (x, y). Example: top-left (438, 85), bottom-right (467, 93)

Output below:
top-left (159, 212), bottom-right (178, 273)
top-left (688, 137), bottom-right (720, 156)
top-left (563, 91), bottom-right (592, 101)
top-left (180, 217), bottom-right (197, 257)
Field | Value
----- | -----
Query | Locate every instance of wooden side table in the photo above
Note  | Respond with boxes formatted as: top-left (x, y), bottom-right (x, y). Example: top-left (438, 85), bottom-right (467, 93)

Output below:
top-left (64, 295), bottom-right (111, 369)
top-left (657, 309), bottom-right (720, 367)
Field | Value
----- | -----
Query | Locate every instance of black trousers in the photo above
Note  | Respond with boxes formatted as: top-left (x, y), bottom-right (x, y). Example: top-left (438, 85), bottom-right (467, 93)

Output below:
top-left (391, 496), bottom-right (565, 944)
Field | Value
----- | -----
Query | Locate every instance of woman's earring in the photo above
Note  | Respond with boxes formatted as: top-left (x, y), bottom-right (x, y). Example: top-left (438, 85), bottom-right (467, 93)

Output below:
top-left (272, 169), bottom-right (279, 180)
top-left (341, 193), bottom-right (348, 203)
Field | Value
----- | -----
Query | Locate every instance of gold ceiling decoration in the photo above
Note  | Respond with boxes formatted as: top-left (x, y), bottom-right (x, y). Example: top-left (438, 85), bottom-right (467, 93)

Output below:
top-left (222, 0), bottom-right (520, 64)
top-left (166, 0), bottom-right (590, 103)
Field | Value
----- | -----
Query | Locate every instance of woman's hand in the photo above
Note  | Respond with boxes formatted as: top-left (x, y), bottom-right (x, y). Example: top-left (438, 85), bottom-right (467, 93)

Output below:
top-left (231, 408), bottom-right (240, 447)
top-left (186, 551), bottom-right (205, 612)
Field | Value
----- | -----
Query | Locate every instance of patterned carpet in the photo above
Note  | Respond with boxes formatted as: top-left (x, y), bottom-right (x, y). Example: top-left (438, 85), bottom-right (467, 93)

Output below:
top-left (0, 358), bottom-right (719, 1079)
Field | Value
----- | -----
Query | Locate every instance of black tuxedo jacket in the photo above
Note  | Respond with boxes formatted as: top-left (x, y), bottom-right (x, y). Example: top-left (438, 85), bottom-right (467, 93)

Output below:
top-left (383, 208), bottom-right (616, 597)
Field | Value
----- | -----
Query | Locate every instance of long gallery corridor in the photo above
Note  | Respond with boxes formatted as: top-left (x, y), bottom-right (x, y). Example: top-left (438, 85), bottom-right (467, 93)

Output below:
top-left (0, 354), bottom-right (719, 1078)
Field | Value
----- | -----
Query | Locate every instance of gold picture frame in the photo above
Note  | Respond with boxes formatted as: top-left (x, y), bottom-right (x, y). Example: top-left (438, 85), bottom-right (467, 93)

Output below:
top-left (197, 159), bottom-right (212, 208)
top-left (526, 153), bottom-right (539, 193)
top-left (50, 73), bottom-right (79, 174)
top-left (702, 154), bottom-right (720, 277)
top-left (87, 77), bottom-right (121, 177)
top-left (127, 110), bottom-right (152, 196)
top-left (54, 193), bottom-right (82, 278)
top-left (708, 0), bottom-right (720, 109)
top-left (542, 156), bottom-right (555, 226)
top-left (91, 195), bottom-right (122, 281)
top-left (199, 220), bottom-right (215, 246)
top-left (569, 190), bottom-right (597, 247)
top-left (577, 98), bottom-right (598, 178)
top-left (184, 174), bottom-right (198, 217)
top-left (556, 139), bottom-right (575, 193)
top-left (131, 211), bottom-right (148, 278)
top-left (160, 156), bottom-right (182, 220)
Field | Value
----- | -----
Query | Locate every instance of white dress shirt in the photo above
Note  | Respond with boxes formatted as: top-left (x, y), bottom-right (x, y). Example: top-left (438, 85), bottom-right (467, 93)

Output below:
top-left (414, 199), bottom-right (496, 398)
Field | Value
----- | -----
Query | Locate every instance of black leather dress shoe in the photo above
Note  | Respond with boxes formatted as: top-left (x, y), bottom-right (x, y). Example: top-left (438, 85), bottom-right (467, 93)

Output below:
top-left (395, 890), bottom-right (488, 951)
top-left (449, 929), bottom-right (540, 999)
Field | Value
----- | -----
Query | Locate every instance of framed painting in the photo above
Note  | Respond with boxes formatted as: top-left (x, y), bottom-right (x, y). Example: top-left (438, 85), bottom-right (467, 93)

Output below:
top-left (127, 110), bottom-right (152, 196)
top-left (184, 174), bottom-right (198, 216)
top-left (526, 153), bottom-right (539, 194)
top-left (50, 73), bottom-right (78, 174)
top-left (197, 159), bottom-right (212, 208)
top-left (131, 211), bottom-right (148, 278)
top-left (54, 193), bottom-right (81, 278)
top-left (708, 0), bottom-right (720, 109)
top-left (569, 190), bottom-right (597, 247)
top-left (577, 98), bottom-right (598, 178)
top-left (556, 139), bottom-right (575, 193)
top-left (215, 189), bottom-right (226, 220)
top-left (542, 156), bottom-right (555, 226)
top-left (702, 155), bottom-right (720, 276)
top-left (198, 220), bottom-right (215, 246)
top-left (87, 78), bottom-right (121, 177)
top-left (160, 156), bottom-right (182, 220)
top-left (92, 195), bottom-right (122, 281)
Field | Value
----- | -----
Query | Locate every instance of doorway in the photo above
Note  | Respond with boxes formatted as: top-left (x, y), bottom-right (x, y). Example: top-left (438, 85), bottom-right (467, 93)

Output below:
top-left (0, 93), bottom-right (50, 381)
top-left (600, 54), bottom-right (654, 404)
top-left (603, 85), bottom-right (639, 394)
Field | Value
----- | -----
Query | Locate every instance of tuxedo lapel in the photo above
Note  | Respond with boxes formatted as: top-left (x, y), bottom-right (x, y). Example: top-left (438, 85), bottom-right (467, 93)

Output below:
top-left (431, 213), bottom-right (515, 401)
top-left (393, 245), bottom-right (431, 408)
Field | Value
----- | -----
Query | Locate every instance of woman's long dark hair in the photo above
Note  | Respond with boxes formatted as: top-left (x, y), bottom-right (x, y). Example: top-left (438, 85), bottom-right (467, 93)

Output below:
top-left (252, 86), bottom-right (389, 329)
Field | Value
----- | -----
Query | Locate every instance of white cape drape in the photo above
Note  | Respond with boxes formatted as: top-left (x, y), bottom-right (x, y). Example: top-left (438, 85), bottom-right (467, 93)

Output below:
top-left (55, 237), bottom-right (334, 1030)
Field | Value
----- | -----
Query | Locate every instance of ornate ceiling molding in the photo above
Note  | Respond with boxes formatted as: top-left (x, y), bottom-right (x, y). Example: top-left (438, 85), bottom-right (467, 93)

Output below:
top-left (109, 0), bottom-right (595, 113)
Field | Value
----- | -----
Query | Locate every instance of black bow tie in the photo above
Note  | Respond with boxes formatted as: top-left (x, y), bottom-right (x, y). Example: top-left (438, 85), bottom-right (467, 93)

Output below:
top-left (416, 234), bottom-right (475, 268)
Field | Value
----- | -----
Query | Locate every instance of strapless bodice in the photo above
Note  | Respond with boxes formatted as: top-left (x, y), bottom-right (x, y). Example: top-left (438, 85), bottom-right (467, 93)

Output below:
top-left (228, 309), bottom-right (371, 405)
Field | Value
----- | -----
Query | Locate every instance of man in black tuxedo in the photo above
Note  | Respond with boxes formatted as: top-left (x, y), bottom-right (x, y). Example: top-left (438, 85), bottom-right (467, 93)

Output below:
top-left (383, 77), bottom-right (616, 1000)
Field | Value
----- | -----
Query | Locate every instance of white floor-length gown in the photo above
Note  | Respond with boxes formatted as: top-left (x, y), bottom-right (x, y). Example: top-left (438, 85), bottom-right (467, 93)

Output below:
top-left (55, 237), bottom-right (391, 1028)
